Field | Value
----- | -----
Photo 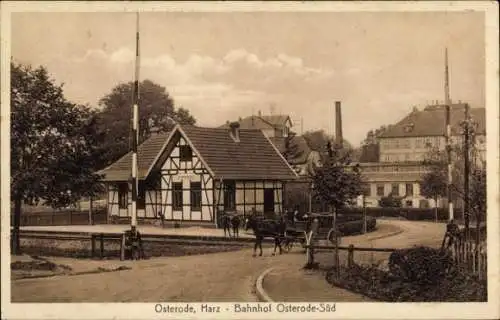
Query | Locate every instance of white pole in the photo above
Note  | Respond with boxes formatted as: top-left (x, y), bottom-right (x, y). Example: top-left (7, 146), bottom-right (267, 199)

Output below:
top-left (444, 48), bottom-right (454, 221)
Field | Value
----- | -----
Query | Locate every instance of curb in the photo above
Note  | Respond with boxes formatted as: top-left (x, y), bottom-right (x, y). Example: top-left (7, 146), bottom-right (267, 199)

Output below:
top-left (367, 229), bottom-right (404, 241)
top-left (255, 267), bottom-right (275, 302)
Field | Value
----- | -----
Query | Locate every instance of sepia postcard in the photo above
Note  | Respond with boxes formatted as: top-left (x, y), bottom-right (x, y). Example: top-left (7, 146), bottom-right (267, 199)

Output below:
top-left (1, 1), bottom-right (499, 319)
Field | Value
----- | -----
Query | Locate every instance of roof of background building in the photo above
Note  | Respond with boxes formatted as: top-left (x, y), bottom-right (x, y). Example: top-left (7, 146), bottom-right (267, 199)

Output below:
top-left (379, 104), bottom-right (486, 138)
top-left (219, 114), bottom-right (291, 130)
top-left (99, 125), bottom-right (298, 181)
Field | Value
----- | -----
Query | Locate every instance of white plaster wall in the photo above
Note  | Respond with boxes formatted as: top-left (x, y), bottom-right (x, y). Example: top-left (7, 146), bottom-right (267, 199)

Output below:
top-left (159, 141), bottom-right (213, 221)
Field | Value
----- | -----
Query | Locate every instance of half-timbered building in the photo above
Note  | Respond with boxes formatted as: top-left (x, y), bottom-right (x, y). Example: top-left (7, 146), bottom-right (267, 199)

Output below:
top-left (98, 123), bottom-right (298, 226)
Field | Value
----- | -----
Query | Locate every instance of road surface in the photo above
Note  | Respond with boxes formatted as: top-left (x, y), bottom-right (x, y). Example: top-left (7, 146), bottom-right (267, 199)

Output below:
top-left (11, 220), bottom-right (446, 302)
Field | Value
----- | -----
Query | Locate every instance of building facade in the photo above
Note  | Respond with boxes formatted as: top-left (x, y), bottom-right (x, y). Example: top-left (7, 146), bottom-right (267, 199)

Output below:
top-left (99, 124), bottom-right (298, 226)
top-left (359, 103), bottom-right (485, 208)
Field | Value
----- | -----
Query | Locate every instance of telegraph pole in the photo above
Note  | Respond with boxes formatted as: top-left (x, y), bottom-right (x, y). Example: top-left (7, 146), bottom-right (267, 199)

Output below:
top-left (130, 13), bottom-right (140, 230)
top-left (463, 104), bottom-right (471, 239)
top-left (444, 48), bottom-right (454, 222)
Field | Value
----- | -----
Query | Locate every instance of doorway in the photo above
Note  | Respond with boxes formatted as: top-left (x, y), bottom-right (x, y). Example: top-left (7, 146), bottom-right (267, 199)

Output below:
top-left (263, 188), bottom-right (275, 213)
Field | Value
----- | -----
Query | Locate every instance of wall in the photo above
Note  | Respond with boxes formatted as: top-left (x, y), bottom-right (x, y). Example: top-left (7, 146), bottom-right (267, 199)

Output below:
top-left (379, 134), bottom-right (486, 163)
top-left (160, 135), bottom-right (214, 221)
top-left (214, 180), bottom-right (283, 215)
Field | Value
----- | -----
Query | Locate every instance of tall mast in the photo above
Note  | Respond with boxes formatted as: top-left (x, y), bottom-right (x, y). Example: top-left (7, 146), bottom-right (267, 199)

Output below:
top-left (444, 48), bottom-right (453, 221)
top-left (130, 13), bottom-right (140, 228)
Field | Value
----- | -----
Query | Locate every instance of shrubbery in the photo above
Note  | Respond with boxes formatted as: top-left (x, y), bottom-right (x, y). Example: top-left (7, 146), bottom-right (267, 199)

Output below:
top-left (337, 218), bottom-right (376, 236)
top-left (327, 246), bottom-right (487, 302)
top-left (338, 207), bottom-right (454, 221)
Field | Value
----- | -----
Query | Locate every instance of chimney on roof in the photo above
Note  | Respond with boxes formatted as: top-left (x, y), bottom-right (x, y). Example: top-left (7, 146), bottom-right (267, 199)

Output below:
top-left (335, 101), bottom-right (343, 147)
top-left (229, 121), bottom-right (240, 142)
top-left (258, 110), bottom-right (262, 117)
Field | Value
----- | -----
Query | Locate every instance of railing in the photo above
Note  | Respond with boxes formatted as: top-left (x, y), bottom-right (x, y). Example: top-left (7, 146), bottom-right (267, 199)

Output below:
top-left (11, 208), bottom-right (107, 226)
top-left (12, 229), bottom-right (266, 260)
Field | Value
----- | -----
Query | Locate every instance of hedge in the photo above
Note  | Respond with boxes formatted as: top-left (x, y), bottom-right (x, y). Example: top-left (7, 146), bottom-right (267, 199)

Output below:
top-left (338, 207), bottom-right (460, 222)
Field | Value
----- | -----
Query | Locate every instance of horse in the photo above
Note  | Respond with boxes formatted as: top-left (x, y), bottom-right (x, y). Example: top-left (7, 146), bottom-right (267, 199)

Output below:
top-left (231, 215), bottom-right (241, 238)
top-left (245, 214), bottom-right (287, 257)
top-left (221, 214), bottom-right (232, 238)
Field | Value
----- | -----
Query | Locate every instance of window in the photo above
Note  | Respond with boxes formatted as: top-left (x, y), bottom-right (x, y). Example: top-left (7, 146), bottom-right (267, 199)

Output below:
top-left (376, 184), bottom-right (385, 196)
top-left (391, 183), bottom-right (400, 196)
top-left (415, 138), bottom-right (423, 148)
top-left (118, 183), bottom-right (128, 209)
top-left (223, 181), bottom-right (236, 210)
top-left (179, 145), bottom-right (193, 162)
top-left (363, 184), bottom-right (371, 197)
top-left (190, 182), bottom-right (202, 211)
top-left (172, 182), bottom-right (183, 210)
top-left (137, 181), bottom-right (146, 210)
top-left (405, 183), bottom-right (414, 196)
top-left (283, 126), bottom-right (289, 137)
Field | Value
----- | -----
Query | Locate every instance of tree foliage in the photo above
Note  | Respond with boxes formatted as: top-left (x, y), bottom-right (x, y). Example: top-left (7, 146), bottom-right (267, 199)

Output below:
top-left (420, 121), bottom-right (486, 224)
top-left (11, 62), bottom-right (105, 253)
top-left (96, 79), bottom-right (196, 168)
top-left (283, 131), bottom-right (304, 163)
top-left (419, 165), bottom-right (447, 203)
top-left (378, 194), bottom-right (404, 208)
top-left (303, 130), bottom-right (356, 161)
top-left (312, 144), bottom-right (363, 210)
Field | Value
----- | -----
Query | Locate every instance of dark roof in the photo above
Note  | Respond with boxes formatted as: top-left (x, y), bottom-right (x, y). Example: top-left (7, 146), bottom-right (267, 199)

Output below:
top-left (379, 104), bottom-right (485, 138)
top-left (99, 125), bottom-right (297, 181)
top-left (269, 135), bottom-right (311, 165)
top-left (220, 114), bottom-right (291, 130)
top-left (181, 126), bottom-right (297, 180)
top-left (98, 132), bottom-right (171, 181)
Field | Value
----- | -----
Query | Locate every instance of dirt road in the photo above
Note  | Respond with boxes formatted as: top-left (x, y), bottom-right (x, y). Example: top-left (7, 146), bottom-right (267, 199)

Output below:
top-left (11, 220), bottom-right (446, 302)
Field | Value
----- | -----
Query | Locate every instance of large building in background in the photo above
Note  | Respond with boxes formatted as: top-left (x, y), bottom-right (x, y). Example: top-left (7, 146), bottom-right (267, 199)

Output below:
top-left (357, 103), bottom-right (486, 208)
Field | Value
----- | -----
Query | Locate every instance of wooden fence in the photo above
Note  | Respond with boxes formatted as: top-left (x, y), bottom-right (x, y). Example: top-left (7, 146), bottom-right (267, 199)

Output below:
top-left (11, 208), bottom-right (108, 226)
top-left (304, 230), bottom-right (487, 280)
top-left (450, 238), bottom-right (487, 280)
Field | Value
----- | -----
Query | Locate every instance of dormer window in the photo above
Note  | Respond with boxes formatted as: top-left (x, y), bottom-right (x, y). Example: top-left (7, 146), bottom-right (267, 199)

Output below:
top-left (283, 126), bottom-right (289, 137)
top-left (404, 123), bottom-right (414, 133)
top-left (179, 145), bottom-right (193, 162)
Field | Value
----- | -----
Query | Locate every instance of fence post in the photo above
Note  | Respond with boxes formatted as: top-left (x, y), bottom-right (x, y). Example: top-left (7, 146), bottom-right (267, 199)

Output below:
top-left (89, 197), bottom-right (93, 225)
top-left (347, 244), bottom-right (354, 268)
top-left (69, 210), bottom-right (73, 225)
top-left (305, 231), bottom-right (315, 266)
top-left (99, 233), bottom-right (104, 259)
top-left (476, 246), bottom-right (481, 280)
top-left (91, 234), bottom-right (95, 258)
top-left (120, 233), bottom-right (126, 261)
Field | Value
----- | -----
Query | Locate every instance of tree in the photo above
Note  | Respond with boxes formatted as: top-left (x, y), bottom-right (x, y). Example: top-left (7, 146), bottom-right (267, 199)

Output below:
top-left (283, 131), bottom-right (305, 164)
top-left (419, 166), bottom-right (447, 220)
top-left (312, 143), bottom-right (364, 211)
top-left (420, 117), bottom-right (486, 231)
top-left (96, 80), bottom-right (196, 168)
top-left (303, 130), bottom-right (355, 161)
top-left (11, 62), bottom-right (104, 254)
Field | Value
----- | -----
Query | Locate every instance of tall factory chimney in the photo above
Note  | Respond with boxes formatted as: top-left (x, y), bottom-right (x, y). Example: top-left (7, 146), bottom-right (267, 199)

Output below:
top-left (335, 101), bottom-right (343, 148)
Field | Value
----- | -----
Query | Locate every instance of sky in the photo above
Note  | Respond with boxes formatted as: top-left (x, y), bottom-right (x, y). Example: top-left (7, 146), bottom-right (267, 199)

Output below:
top-left (11, 11), bottom-right (485, 146)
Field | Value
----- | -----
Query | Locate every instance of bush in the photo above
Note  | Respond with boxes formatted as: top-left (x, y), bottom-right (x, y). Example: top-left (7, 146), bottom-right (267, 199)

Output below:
top-left (327, 246), bottom-right (487, 302)
top-left (378, 195), bottom-right (403, 208)
top-left (388, 247), bottom-right (454, 285)
top-left (337, 218), bottom-right (376, 236)
top-left (328, 265), bottom-right (487, 302)
top-left (337, 207), bottom-right (457, 222)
